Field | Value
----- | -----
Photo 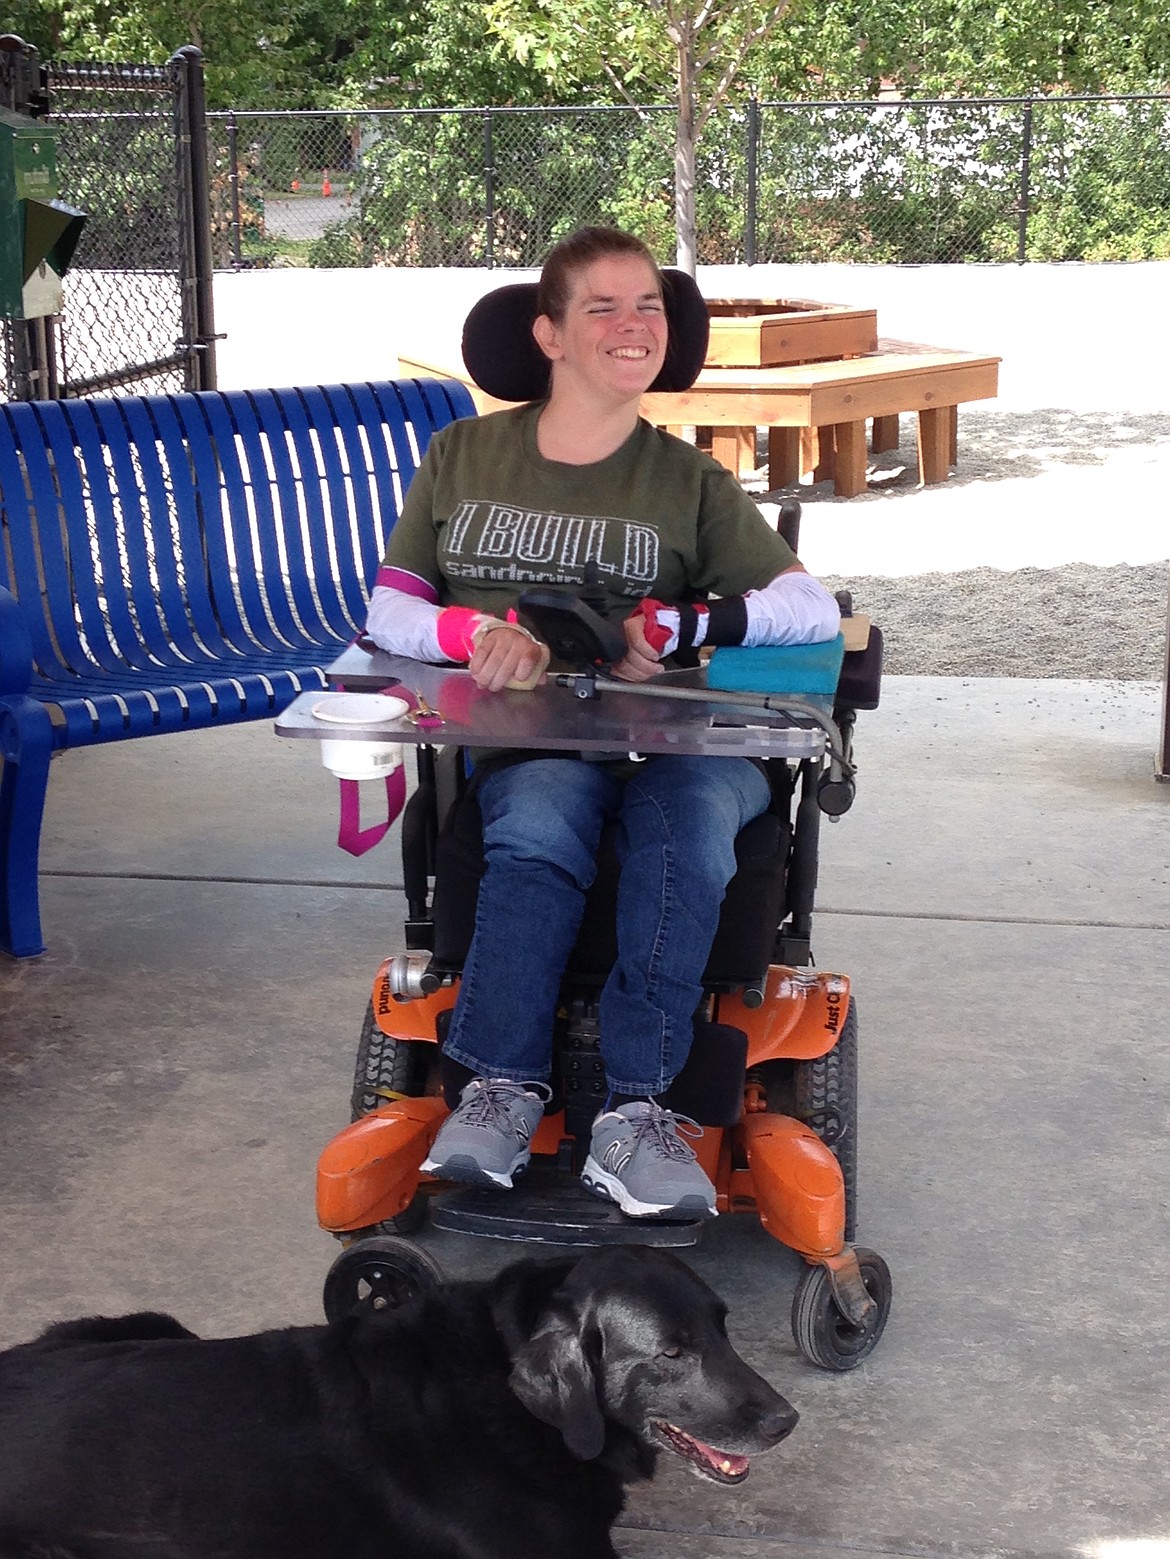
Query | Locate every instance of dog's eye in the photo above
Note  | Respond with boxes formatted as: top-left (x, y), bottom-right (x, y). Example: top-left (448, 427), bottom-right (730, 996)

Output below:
top-left (660, 1345), bottom-right (684, 1359)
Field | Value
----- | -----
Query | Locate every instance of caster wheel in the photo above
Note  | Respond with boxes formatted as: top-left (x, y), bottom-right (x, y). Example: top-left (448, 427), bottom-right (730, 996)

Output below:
top-left (791, 1246), bottom-right (891, 1371)
top-left (323, 1235), bottom-right (444, 1325)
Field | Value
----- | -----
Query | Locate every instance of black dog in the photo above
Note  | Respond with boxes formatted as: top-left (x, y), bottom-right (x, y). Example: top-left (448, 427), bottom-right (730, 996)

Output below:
top-left (0, 1245), bottom-right (797, 1559)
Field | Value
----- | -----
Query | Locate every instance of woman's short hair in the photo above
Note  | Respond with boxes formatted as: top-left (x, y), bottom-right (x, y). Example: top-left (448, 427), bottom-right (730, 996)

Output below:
top-left (535, 226), bottom-right (662, 324)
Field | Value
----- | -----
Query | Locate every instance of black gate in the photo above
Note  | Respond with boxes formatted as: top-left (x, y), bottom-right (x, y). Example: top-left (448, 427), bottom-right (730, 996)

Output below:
top-left (0, 34), bottom-right (216, 400)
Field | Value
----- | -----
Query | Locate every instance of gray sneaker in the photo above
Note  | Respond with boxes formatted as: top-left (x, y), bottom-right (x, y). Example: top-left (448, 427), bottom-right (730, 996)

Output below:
top-left (581, 1101), bottom-right (717, 1220)
top-left (421, 1077), bottom-right (551, 1190)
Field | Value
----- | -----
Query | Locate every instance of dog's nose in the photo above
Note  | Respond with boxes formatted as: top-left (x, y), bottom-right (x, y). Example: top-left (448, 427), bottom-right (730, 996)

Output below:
top-left (759, 1401), bottom-right (799, 1442)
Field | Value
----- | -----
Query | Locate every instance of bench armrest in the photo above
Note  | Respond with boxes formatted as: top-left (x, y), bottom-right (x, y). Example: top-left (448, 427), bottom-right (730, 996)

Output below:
top-left (0, 585), bottom-right (34, 696)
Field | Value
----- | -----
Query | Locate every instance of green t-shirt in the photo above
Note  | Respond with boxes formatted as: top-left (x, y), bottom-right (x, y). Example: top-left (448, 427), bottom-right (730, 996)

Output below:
top-left (383, 403), bottom-right (796, 617)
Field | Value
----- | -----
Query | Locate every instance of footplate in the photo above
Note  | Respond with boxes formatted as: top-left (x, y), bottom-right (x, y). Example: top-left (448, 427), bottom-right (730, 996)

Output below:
top-left (428, 1161), bottom-right (708, 1248)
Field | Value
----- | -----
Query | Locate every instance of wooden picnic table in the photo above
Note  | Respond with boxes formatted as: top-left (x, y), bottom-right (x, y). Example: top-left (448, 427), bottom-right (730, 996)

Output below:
top-left (397, 335), bottom-right (999, 499)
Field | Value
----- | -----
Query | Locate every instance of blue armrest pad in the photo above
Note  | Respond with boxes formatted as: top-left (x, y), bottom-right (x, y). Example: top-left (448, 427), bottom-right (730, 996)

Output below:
top-left (706, 635), bottom-right (846, 697)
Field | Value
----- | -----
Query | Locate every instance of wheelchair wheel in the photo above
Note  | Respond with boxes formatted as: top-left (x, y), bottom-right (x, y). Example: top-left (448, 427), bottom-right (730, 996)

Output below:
top-left (791, 1247), bottom-right (891, 1371)
top-left (793, 999), bottom-right (859, 1241)
top-left (352, 999), bottom-right (431, 1118)
top-left (323, 1235), bottom-right (444, 1325)
top-left (350, 1000), bottom-right (432, 1235)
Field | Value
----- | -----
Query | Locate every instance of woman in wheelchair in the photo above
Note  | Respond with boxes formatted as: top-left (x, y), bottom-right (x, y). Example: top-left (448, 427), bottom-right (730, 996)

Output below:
top-left (364, 226), bottom-right (841, 1221)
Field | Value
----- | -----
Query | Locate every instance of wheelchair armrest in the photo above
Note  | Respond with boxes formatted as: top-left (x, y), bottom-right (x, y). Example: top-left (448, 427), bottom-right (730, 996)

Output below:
top-left (836, 623), bottom-right (883, 712)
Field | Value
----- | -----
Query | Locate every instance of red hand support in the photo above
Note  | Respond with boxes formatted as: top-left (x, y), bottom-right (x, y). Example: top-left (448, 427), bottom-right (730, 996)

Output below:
top-left (632, 598), bottom-right (672, 654)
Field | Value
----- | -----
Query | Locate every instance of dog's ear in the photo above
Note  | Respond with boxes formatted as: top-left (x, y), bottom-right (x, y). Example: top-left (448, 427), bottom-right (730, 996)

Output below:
top-left (509, 1303), bottom-right (606, 1461)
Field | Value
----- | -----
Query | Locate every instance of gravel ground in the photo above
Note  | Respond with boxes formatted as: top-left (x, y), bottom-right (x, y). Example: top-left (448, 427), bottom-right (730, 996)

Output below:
top-left (821, 561), bottom-right (1169, 679)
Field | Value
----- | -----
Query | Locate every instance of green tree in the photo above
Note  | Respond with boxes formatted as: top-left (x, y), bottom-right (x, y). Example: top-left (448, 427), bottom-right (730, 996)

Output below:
top-left (485, 0), bottom-right (794, 272)
top-left (2, 0), bottom-right (372, 106)
top-left (338, 0), bottom-right (566, 109)
top-left (745, 0), bottom-right (1170, 98)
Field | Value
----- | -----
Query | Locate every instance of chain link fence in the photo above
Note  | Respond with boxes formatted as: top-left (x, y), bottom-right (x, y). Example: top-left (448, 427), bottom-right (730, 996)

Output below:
top-left (1, 40), bottom-right (215, 402)
top-left (44, 60), bottom-right (189, 394)
top-left (208, 95), bottom-right (1170, 269)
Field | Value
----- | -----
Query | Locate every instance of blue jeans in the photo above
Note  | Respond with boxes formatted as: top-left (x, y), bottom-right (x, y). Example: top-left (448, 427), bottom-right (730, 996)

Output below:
top-left (443, 754), bottom-right (771, 1096)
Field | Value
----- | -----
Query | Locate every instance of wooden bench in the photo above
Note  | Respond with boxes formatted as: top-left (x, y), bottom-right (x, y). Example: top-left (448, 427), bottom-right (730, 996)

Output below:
top-left (398, 337), bottom-right (999, 500)
top-left (0, 377), bottom-right (475, 957)
top-left (645, 339), bottom-right (999, 498)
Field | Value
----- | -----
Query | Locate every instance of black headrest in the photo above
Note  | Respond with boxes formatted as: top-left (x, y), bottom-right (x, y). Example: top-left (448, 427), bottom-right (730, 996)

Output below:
top-left (460, 268), bottom-right (710, 403)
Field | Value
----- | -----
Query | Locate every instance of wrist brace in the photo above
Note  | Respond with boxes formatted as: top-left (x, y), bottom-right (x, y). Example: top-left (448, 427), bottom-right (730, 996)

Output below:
top-left (436, 607), bottom-right (545, 662)
top-left (435, 606), bottom-right (492, 661)
top-left (638, 596), bottom-right (750, 655)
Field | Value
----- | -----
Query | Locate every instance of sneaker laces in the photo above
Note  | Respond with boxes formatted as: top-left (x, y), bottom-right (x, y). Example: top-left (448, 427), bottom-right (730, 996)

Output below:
top-left (628, 1104), bottom-right (703, 1162)
top-left (461, 1078), bottom-right (550, 1132)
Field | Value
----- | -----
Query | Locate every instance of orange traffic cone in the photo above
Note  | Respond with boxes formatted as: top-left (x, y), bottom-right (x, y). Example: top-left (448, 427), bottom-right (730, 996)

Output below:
top-left (322, 174), bottom-right (332, 197)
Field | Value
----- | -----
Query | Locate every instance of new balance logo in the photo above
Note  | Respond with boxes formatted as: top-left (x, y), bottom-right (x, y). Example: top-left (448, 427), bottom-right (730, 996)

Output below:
top-left (602, 1141), bottom-right (633, 1174)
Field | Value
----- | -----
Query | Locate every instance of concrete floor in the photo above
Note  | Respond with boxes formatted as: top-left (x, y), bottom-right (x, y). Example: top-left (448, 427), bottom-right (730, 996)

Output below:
top-left (2, 675), bottom-right (1169, 1558)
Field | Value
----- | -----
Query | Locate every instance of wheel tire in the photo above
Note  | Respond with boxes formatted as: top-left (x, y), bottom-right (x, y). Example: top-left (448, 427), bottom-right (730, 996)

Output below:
top-left (351, 999), bottom-right (431, 1120)
top-left (791, 1246), bottom-right (892, 1371)
top-left (349, 1000), bottom-right (434, 1234)
top-left (348, 1192), bottom-right (430, 1241)
top-left (793, 999), bottom-right (859, 1241)
top-left (323, 1235), bottom-right (444, 1325)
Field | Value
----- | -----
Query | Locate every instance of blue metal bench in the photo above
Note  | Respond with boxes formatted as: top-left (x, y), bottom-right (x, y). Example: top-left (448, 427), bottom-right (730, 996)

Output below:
top-left (0, 377), bottom-right (476, 958)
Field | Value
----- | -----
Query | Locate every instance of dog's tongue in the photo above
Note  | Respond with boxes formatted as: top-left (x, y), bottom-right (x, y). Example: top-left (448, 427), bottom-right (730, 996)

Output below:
top-left (693, 1438), bottom-right (749, 1480)
top-left (654, 1421), bottom-right (750, 1482)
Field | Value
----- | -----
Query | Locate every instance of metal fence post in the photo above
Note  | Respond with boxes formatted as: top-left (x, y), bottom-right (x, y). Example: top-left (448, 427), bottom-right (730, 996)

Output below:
top-left (745, 95), bottom-right (760, 266)
top-left (226, 109), bottom-right (243, 268)
top-left (173, 44), bottom-right (217, 389)
top-left (1017, 99), bottom-right (1033, 264)
top-left (483, 110), bottom-right (495, 269)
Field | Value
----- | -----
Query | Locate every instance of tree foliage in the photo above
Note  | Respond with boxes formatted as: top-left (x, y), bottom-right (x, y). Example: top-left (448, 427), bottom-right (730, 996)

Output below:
top-left (485, 0), bottom-right (795, 269)
top-left (7, 0), bottom-right (1165, 109)
top-left (746, 0), bottom-right (1170, 98)
top-left (4, 0), bottom-right (375, 107)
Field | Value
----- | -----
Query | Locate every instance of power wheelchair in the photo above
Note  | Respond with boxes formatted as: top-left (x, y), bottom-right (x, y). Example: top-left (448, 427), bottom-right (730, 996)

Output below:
top-left (310, 273), bottom-right (893, 1371)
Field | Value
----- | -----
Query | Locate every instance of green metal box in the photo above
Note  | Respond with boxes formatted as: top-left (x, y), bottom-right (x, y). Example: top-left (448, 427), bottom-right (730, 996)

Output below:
top-left (0, 106), bottom-right (86, 320)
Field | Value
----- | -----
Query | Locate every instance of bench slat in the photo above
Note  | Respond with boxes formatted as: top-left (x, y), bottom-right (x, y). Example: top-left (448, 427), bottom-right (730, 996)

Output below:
top-left (319, 384), bottom-right (392, 599)
top-left (264, 386), bottom-right (361, 643)
top-left (2, 402), bottom-right (115, 676)
top-left (175, 389), bottom-right (295, 658)
top-left (135, 392), bottom-right (253, 663)
top-left (299, 384), bottom-right (383, 631)
top-left (65, 399), bottom-right (160, 670)
top-left (91, 396), bottom-right (190, 668)
top-left (116, 394), bottom-right (216, 667)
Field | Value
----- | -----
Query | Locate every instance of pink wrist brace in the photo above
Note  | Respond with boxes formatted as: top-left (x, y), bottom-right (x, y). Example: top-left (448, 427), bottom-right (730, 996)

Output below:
top-left (436, 606), bottom-right (488, 661)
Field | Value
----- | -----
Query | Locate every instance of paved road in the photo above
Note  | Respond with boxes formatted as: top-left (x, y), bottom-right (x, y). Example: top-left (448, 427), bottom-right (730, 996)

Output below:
top-left (263, 192), bottom-right (354, 240)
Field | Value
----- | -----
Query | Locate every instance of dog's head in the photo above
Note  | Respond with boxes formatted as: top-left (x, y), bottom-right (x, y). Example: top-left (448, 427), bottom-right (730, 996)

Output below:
top-left (498, 1246), bottom-right (797, 1481)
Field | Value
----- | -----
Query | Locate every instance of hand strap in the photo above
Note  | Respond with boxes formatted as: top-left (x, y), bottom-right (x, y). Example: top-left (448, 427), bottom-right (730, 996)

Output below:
top-left (337, 765), bottom-right (407, 856)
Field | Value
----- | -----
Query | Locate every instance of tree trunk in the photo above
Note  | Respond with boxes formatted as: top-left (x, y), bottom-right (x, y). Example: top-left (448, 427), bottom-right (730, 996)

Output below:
top-left (674, 29), bottom-right (698, 274)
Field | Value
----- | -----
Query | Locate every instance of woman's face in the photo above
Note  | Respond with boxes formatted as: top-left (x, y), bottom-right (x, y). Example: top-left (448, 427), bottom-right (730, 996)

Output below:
top-left (534, 253), bottom-right (668, 407)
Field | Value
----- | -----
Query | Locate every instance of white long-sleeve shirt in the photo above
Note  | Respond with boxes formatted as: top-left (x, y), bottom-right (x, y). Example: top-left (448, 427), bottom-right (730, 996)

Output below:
top-left (365, 568), bottom-right (840, 662)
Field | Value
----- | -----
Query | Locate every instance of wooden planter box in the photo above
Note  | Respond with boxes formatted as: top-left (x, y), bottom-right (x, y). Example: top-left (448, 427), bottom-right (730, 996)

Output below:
top-left (705, 298), bottom-right (878, 368)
